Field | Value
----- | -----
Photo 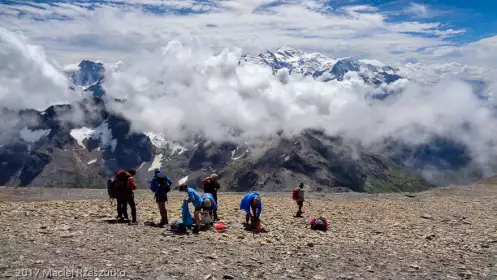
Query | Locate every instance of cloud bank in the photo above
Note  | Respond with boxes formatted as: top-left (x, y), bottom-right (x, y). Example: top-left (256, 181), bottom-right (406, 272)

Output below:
top-left (0, 27), bottom-right (75, 111)
top-left (101, 41), bottom-right (497, 175)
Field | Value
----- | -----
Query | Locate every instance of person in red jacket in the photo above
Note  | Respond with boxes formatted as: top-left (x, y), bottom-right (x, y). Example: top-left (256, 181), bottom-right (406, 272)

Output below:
top-left (115, 169), bottom-right (138, 225)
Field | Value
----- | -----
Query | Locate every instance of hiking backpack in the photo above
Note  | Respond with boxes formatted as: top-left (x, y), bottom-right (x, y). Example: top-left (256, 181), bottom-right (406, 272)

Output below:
top-left (107, 177), bottom-right (117, 199)
top-left (115, 170), bottom-right (131, 190)
top-left (202, 177), bottom-right (212, 193)
top-left (310, 218), bottom-right (327, 231)
top-left (155, 175), bottom-right (172, 193)
top-left (292, 188), bottom-right (300, 200)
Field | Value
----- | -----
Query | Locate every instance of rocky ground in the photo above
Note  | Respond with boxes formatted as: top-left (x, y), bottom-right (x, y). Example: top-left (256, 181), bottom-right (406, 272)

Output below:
top-left (0, 185), bottom-right (496, 280)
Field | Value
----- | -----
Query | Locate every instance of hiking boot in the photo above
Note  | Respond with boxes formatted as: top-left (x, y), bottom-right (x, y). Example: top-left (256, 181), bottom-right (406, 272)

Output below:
top-left (158, 220), bottom-right (168, 227)
top-left (192, 227), bottom-right (200, 234)
top-left (129, 220), bottom-right (138, 225)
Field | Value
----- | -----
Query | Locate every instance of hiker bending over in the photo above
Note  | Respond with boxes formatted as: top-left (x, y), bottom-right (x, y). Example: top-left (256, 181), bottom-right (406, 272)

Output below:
top-left (292, 183), bottom-right (306, 217)
top-left (115, 169), bottom-right (138, 225)
top-left (240, 192), bottom-right (262, 228)
top-left (150, 169), bottom-right (173, 227)
top-left (309, 216), bottom-right (328, 231)
top-left (202, 174), bottom-right (220, 220)
top-left (179, 184), bottom-right (203, 234)
top-left (199, 193), bottom-right (217, 226)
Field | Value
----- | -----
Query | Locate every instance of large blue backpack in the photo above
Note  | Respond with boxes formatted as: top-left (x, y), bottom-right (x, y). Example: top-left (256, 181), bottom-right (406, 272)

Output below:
top-left (155, 175), bottom-right (173, 194)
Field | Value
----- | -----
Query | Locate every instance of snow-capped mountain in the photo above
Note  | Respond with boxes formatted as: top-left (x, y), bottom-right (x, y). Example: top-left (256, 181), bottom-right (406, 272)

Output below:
top-left (0, 47), bottom-right (493, 191)
top-left (240, 46), bottom-right (402, 85)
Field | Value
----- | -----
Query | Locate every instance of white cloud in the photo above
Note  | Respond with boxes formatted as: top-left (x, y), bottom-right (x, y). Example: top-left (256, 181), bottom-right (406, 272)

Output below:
top-left (0, 27), bottom-right (76, 110)
top-left (407, 3), bottom-right (429, 18)
top-left (416, 35), bottom-right (497, 68)
top-left (343, 5), bottom-right (379, 13)
top-left (98, 42), bottom-right (497, 175)
top-left (434, 29), bottom-right (466, 38)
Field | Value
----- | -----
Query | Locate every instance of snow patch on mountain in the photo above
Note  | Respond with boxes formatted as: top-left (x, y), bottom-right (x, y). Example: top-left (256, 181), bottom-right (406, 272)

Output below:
top-left (69, 121), bottom-right (117, 152)
top-left (240, 47), bottom-right (401, 86)
top-left (145, 132), bottom-right (188, 155)
top-left (240, 46), bottom-right (339, 78)
top-left (87, 159), bottom-right (97, 164)
top-left (170, 143), bottom-right (188, 156)
top-left (145, 132), bottom-right (168, 149)
top-left (148, 154), bottom-right (163, 171)
top-left (359, 59), bottom-right (387, 67)
top-left (230, 145), bottom-right (248, 161)
top-left (20, 127), bottom-right (50, 143)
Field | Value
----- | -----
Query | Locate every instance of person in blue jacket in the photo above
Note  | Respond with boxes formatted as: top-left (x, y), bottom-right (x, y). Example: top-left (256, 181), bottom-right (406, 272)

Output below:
top-left (240, 192), bottom-right (262, 227)
top-left (179, 183), bottom-right (203, 233)
top-left (199, 193), bottom-right (217, 225)
top-left (150, 169), bottom-right (173, 227)
top-left (200, 193), bottom-right (217, 213)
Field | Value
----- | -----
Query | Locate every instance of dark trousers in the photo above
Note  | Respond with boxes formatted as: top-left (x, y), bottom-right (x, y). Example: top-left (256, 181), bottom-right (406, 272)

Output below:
top-left (207, 191), bottom-right (218, 219)
top-left (117, 192), bottom-right (136, 222)
top-left (116, 199), bottom-right (125, 218)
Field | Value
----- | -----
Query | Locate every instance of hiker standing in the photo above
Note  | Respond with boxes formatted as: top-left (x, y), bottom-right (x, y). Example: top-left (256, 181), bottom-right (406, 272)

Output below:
top-left (150, 169), bottom-right (173, 227)
top-left (292, 183), bottom-right (306, 217)
top-left (115, 169), bottom-right (138, 225)
top-left (202, 174), bottom-right (220, 220)
top-left (240, 192), bottom-right (262, 228)
top-left (179, 183), bottom-right (203, 234)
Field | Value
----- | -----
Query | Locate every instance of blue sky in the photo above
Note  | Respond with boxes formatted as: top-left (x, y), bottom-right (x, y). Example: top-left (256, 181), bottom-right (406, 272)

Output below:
top-left (0, 0), bottom-right (496, 66)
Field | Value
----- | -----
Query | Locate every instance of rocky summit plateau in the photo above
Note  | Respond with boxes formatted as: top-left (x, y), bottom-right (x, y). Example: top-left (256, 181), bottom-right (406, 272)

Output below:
top-left (0, 182), bottom-right (496, 280)
top-left (1, 47), bottom-right (493, 193)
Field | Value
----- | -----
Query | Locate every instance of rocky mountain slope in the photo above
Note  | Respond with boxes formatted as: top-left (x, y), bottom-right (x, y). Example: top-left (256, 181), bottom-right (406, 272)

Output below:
top-left (0, 97), bottom-right (432, 193)
top-left (1, 47), bottom-right (491, 192)
top-left (0, 184), bottom-right (496, 279)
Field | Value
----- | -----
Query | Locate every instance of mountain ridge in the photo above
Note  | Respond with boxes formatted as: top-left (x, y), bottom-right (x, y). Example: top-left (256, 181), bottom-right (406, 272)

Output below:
top-left (0, 47), bottom-right (492, 192)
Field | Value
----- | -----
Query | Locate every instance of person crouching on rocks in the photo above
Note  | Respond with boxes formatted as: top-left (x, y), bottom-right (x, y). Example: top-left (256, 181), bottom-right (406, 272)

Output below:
top-left (179, 183), bottom-right (203, 234)
top-left (202, 174), bottom-right (221, 220)
top-left (198, 193), bottom-right (218, 227)
top-left (240, 192), bottom-right (262, 230)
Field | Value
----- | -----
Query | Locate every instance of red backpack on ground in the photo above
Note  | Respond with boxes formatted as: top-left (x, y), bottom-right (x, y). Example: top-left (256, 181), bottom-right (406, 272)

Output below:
top-left (292, 188), bottom-right (300, 200)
